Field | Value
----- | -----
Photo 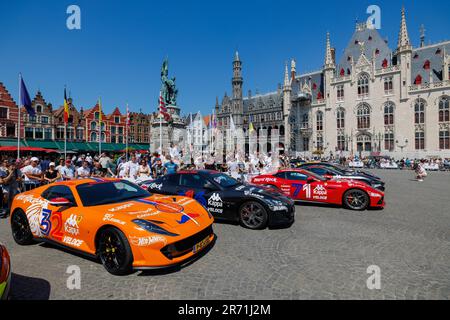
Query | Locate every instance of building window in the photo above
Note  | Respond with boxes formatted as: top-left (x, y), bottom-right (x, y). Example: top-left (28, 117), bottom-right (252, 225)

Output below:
top-left (115, 116), bottom-right (120, 124)
top-left (337, 134), bottom-right (346, 151)
top-left (384, 77), bottom-right (393, 94)
top-left (357, 73), bottom-right (369, 97)
top-left (111, 126), bottom-right (116, 134)
top-left (41, 116), bottom-right (49, 124)
top-left (118, 136), bottom-right (123, 144)
top-left (384, 102), bottom-right (395, 125)
top-left (415, 131), bottom-right (425, 150)
top-left (90, 121), bottom-right (96, 130)
top-left (76, 128), bottom-right (84, 140)
top-left (25, 127), bottom-right (33, 139)
top-left (56, 127), bottom-right (64, 140)
top-left (302, 137), bottom-right (309, 151)
top-left (90, 132), bottom-right (97, 142)
top-left (414, 75), bottom-right (422, 85)
top-left (438, 96), bottom-right (449, 122)
top-left (337, 85), bottom-right (344, 101)
top-left (301, 114), bottom-right (309, 129)
top-left (36, 105), bottom-right (42, 113)
top-left (316, 111), bottom-right (323, 131)
top-left (440, 131), bottom-right (449, 149)
top-left (336, 108), bottom-right (345, 129)
top-left (95, 112), bottom-right (99, 120)
top-left (29, 115), bottom-right (36, 123)
top-left (119, 127), bottom-right (124, 134)
top-left (414, 99), bottom-right (426, 124)
top-left (0, 107), bottom-right (7, 119)
top-left (357, 103), bottom-right (371, 130)
top-left (44, 128), bottom-right (52, 140)
top-left (384, 132), bottom-right (394, 151)
top-left (316, 134), bottom-right (324, 151)
top-left (35, 128), bottom-right (43, 139)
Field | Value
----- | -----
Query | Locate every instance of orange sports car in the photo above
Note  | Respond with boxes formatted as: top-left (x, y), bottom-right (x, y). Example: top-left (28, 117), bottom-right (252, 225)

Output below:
top-left (10, 178), bottom-right (215, 275)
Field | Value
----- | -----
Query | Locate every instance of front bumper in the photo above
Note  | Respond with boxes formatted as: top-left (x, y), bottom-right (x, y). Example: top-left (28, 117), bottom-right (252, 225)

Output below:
top-left (132, 226), bottom-right (215, 269)
top-left (269, 204), bottom-right (295, 227)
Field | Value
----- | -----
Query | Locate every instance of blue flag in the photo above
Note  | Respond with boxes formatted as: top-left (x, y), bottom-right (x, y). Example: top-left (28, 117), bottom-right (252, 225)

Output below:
top-left (20, 76), bottom-right (35, 116)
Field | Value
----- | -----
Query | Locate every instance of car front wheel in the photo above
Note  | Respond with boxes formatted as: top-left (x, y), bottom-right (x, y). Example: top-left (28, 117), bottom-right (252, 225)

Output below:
top-left (239, 201), bottom-right (268, 229)
top-left (343, 189), bottom-right (369, 211)
top-left (11, 209), bottom-right (35, 245)
top-left (97, 227), bottom-right (134, 276)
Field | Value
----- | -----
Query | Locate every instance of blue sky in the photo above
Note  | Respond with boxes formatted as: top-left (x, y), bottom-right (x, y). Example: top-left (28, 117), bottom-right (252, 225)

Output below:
top-left (1, 0), bottom-right (449, 115)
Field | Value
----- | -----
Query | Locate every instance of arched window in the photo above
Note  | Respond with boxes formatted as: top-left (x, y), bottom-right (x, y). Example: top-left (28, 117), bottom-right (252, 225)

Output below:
top-left (316, 111), bottom-right (323, 131)
top-left (414, 99), bottom-right (426, 124)
top-left (279, 125), bottom-right (285, 136)
top-left (357, 73), bottom-right (369, 97)
top-left (384, 102), bottom-right (395, 125)
top-left (90, 132), bottom-right (97, 142)
top-left (36, 105), bottom-right (42, 113)
top-left (357, 134), bottom-right (372, 152)
top-left (357, 103), bottom-right (371, 130)
top-left (439, 96), bottom-right (449, 122)
top-left (90, 121), bottom-right (96, 130)
top-left (94, 112), bottom-right (99, 120)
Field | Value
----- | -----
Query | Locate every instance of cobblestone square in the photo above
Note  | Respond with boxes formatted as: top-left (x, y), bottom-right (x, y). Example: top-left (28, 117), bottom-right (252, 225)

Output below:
top-left (1, 169), bottom-right (449, 300)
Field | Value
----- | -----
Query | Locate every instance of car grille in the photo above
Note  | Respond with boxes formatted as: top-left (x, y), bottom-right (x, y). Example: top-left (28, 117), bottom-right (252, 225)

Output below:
top-left (161, 226), bottom-right (213, 260)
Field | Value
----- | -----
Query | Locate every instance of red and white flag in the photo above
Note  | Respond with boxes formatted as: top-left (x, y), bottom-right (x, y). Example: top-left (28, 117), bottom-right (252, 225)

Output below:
top-left (159, 91), bottom-right (171, 121)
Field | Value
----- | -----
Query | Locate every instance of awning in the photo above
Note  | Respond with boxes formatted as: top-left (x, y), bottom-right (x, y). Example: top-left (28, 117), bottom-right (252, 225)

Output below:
top-left (0, 146), bottom-right (59, 153)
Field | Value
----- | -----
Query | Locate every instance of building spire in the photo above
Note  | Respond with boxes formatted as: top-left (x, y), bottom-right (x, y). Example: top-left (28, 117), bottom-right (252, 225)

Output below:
top-left (420, 24), bottom-right (426, 48)
top-left (290, 59), bottom-right (296, 81)
top-left (234, 50), bottom-right (240, 62)
top-left (325, 32), bottom-right (335, 69)
top-left (397, 6), bottom-right (411, 50)
top-left (284, 61), bottom-right (289, 86)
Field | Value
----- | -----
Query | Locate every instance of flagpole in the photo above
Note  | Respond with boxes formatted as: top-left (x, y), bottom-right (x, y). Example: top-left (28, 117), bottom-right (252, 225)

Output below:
top-left (98, 98), bottom-right (102, 156)
top-left (159, 114), bottom-right (162, 154)
top-left (126, 104), bottom-right (128, 161)
top-left (64, 122), bottom-right (67, 160)
top-left (17, 73), bottom-right (21, 160)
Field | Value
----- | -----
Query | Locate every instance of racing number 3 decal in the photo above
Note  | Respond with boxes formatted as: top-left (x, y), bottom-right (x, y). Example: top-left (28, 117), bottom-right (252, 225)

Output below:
top-left (40, 209), bottom-right (64, 240)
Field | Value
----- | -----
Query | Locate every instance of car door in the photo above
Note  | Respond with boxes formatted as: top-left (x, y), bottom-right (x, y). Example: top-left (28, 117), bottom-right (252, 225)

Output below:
top-left (40, 185), bottom-right (82, 247)
top-left (150, 174), bottom-right (180, 195)
top-left (283, 171), bottom-right (309, 200)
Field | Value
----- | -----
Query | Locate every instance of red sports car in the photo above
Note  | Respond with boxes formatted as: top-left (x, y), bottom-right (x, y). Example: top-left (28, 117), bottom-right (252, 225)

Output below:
top-left (251, 169), bottom-right (385, 211)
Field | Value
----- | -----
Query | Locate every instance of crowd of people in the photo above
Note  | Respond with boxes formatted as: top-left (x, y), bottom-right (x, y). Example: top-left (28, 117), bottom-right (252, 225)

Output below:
top-left (1, 147), bottom-right (449, 217)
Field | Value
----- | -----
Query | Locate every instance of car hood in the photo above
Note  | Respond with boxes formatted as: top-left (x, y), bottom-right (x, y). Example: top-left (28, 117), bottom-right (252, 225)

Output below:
top-left (93, 194), bottom-right (213, 234)
top-left (236, 184), bottom-right (294, 204)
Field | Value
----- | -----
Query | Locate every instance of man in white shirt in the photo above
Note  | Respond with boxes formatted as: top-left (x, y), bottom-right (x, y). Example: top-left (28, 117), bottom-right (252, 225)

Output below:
top-left (60, 159), bottom-right (75, 180)
top-left (21, 157), bottom-right (43, 191)
top-left (125, 155), bottom-right (140, 180)
top-left (76, 161), bottom-right (91, 179)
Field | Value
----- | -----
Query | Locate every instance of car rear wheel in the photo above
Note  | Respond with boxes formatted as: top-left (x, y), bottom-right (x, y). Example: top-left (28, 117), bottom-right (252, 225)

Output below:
top-left (97, 227), bottom-right (134, 276)
top-left (343, 189), bottom-right (369, 211)
top-left (11, 209), bottom-right (35, 245)
top-left (239, 201), bottom-right (268, 229)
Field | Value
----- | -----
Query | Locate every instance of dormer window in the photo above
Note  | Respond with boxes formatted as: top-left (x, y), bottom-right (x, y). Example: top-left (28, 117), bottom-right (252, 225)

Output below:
top-left (312, 83), bottom-right (317, 90)
top-left (382, 59), bottom-right (388, 69)
top-left (414, 74), bottom-right (423, 85)
top-left (368, 36), bottom-right (373, 41)
top-left (347, 68), bottom-right (351, 75)
top-left (354, 40), bottom-right (359, 45)
top-left (413, 53), bottom-right (419, 59)
top-left (436, 48), bottom-right (442, 55)
top-left (347, 56), bottom-right (351, 62)
top-left (423, 60), bottom-right (430, 70)
top-left (340, 68), bottom-right (345, 76)
top-left (375, 49), bottom-right (380, 55)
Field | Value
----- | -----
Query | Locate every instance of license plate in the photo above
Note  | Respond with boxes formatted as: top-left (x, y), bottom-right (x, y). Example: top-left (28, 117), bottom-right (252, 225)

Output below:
top-left (193, 235), bottom-right (211, 253)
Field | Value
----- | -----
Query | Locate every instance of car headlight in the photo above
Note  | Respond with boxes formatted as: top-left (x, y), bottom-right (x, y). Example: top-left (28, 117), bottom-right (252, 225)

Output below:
top-left (132, 219), bottom-right (179, 237)
top-left (266, 199), bottom-right (289, 211)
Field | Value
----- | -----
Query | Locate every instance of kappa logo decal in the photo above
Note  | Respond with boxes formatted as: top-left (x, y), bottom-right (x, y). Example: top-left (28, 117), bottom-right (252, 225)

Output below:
top-left (64, 214), bottom-right (83, 236)
top-left (313, 185), bottom-right (327, 196)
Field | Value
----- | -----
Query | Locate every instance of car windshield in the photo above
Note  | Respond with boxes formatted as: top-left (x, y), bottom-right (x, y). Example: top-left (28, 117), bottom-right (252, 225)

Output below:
top-left (210, 173), bottom-right (239, 188)
top-left (76, 180), bottom-right (151, 207)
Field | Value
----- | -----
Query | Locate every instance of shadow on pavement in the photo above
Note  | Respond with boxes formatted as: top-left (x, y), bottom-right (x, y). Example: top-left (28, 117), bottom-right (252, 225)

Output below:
top-left (10, 273), bottom-right (51, 300)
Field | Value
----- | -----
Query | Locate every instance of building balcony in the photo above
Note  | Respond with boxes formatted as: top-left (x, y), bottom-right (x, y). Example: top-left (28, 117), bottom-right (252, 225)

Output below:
top-left (409, 80), bottom-right (450, 93)
top-left (311, 99), bottom-right (326, 106)
top-left (375, 65), bottom-right (400, 75)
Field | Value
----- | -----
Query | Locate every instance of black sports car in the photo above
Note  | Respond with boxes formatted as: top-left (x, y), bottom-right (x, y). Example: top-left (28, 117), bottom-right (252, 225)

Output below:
top-left (140, 170), bottom-right (295, 229)
top-left (299, 164), bottom-right (385, 191)
top-left (300, 162), bottom-right (382, 181)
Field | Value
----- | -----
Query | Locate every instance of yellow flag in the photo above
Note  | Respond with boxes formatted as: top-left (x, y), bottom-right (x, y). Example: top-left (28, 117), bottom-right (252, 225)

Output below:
top-left (249, 122), bottom-right (255, 134)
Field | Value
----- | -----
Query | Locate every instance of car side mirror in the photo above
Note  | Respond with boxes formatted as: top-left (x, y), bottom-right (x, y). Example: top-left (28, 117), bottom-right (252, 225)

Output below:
top-left (204, 181), bottom-right (218, 191)
top-left (49, 197), bottom-right (72, 207)
top-left (306, 177), bottom-right (315, 184)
